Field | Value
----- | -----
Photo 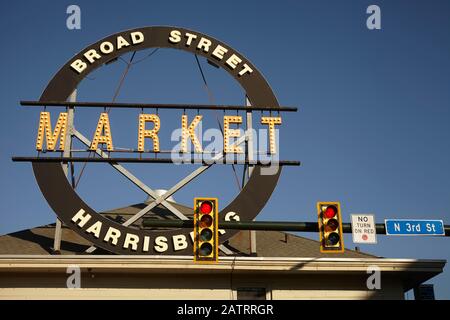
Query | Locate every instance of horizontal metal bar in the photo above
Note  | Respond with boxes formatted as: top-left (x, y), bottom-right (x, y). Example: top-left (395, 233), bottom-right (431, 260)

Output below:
top-left (141, 220), bottom-right (450, 236)
top-left (141, 220), bottom-right (363, 232)
top-left (20, 101), bottom-right (297, 112)
top-left (54, 149), bottom-right (275, 155)
top-left (11, 156), bottom-right (301, 166)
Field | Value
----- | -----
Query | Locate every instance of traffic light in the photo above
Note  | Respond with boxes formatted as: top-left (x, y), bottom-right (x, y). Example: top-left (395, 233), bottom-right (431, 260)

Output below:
top-left (317, 202), bottom-right (344, 253)
top-left (193, 198), bottom-right (219, 263)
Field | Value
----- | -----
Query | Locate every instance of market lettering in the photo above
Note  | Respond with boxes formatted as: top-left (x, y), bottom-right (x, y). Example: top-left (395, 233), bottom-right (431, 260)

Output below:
top-left (35, 112), bottom-right (281, 154)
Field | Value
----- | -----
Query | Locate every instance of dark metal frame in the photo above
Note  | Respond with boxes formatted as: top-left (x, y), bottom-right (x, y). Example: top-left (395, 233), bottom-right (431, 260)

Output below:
top-left (23, 26), bottom-right (293, 255)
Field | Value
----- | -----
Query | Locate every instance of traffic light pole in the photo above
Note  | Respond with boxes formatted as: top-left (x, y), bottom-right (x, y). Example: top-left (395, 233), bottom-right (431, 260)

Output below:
top-left (141, 219), bottom-right (450, 236)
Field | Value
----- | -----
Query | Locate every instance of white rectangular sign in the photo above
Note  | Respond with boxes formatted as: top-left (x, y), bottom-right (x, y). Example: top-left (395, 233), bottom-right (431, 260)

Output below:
top-left (351, 214), bottom-right (377, 244)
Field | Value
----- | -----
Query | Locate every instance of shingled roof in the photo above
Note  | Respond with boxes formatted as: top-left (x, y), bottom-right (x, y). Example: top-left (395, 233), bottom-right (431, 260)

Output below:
top-left (0, 201), bottom-right (376, 258)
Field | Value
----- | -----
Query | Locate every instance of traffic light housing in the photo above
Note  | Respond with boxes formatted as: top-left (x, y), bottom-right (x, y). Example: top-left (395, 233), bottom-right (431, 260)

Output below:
top-left (194, 198), bottom-right (219, 263)
top-left (317, 202), bottom-right (344, 253)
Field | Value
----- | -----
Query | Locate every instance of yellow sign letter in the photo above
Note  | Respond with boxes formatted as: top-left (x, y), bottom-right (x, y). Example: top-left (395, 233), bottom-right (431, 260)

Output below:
top-left (36, 112), bottom-right (68, 151)
top-left (90, 113), bottom-right (114, 151)
top-left (181, 115), bottom-right (203, 153)
top-left (261, 116), bottom-right (282, 154)
top-left (223, 115), bottom-right (243, 153)
top-left (138, 114), bottom-right (160, 152)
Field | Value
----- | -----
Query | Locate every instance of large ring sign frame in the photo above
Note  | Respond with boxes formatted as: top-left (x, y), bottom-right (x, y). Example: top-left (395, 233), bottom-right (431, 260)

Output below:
top-left (32, 26), bottom-right (282, 255)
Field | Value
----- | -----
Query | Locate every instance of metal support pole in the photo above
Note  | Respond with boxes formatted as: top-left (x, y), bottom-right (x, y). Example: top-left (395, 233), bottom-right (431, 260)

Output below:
top-left (245, 96), bottom-right (254, 179)
top-left (245, 96), bottom-right (257, 256)
top-left (53, 89), bottom-right (77, 253)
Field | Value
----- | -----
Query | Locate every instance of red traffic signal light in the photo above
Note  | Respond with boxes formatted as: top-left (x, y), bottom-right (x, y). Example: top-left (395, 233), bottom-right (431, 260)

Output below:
top-left (194, 198), bottom-right (218, 263)
top-left (317, 202), bottom-right (344, 253)
top-left (200, 201), bottom-right (213, 214)
top-left (324, 205), bottom-right (337, 219)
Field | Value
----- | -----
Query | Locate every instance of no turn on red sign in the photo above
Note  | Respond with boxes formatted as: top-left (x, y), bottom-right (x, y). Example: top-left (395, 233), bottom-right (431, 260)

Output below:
top-left (351, 214), bottom-right (377, 244)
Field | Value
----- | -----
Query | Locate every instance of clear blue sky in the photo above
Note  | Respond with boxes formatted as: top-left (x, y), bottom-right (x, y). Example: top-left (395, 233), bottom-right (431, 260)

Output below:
top-left (1, 0), bottom-right (449, 299)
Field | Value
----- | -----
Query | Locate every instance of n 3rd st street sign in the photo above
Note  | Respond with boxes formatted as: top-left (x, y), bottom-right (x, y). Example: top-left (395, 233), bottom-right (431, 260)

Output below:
top-left (385, 219), bottom-right (445, 236)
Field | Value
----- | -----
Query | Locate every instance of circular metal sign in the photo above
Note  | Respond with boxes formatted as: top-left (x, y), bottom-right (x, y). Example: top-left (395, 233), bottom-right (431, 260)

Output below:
top-left (32, 26), bottom-right (281, 255)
